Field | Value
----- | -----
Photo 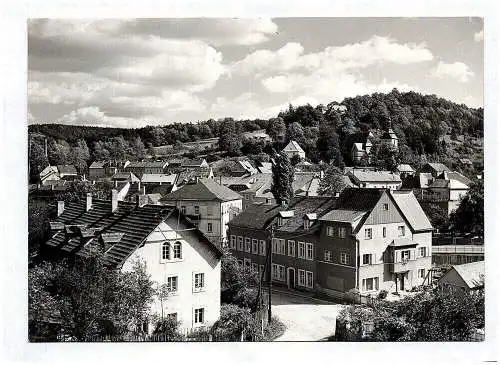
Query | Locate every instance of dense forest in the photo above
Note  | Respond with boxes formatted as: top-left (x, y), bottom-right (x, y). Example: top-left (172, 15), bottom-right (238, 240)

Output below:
top-left (29, 89), bottom-right (483, 182)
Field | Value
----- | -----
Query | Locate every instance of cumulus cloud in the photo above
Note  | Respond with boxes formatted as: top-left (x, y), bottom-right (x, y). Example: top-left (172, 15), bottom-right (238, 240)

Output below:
top-left (474, 30), bottom-right (484, 42)
top-left (231, 36), bottom-right (433, 77)
top-left (430, 61), bottom-right (474, 82)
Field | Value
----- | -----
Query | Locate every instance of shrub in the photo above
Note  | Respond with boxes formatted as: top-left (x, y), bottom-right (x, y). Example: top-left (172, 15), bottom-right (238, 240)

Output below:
top-left (377, 290), bottom-right (388, 300)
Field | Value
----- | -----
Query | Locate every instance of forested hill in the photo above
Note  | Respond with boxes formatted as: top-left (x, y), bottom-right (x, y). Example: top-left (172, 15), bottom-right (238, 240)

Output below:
top-left (28, 89), bottom-right (483, 181)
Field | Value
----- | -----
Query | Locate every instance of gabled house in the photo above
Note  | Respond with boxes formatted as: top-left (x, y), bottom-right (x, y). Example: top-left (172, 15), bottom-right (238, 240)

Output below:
top-left (317, 188), bottom-right (432, 296)
top-left (438, 261), bottom-right (484, 294)
top-left (347, 169), bottom-right (402, 190)
top-left (161, 178), bottom-right (242, 247)
top-left (396, 164), bottom-right (415, 178)
top-left (381, 126), bottom-right (399, 150)
top-left (420, 162), bottom-right (451, 178)
top-left (125, 161), bottom-right (168, 178)
top-left (111, 171), bottom-right (140, 184)
top-left (181, 158), bottom-right (209, 169)
top-left (88, 161), bottom-right (120, 180)
top-left (56, 165), bottom-right (78, 179)
top-left (282, 140), bottom-right (306, 160)
top-left (44, 193), bottom-right (223, 333)
top-left (39, 165), bottom-right (60, 185)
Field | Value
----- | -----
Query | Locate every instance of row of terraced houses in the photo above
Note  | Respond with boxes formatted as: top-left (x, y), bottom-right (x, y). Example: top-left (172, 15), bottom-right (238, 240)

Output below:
top-left (227, 188), bottom-right (433, 298)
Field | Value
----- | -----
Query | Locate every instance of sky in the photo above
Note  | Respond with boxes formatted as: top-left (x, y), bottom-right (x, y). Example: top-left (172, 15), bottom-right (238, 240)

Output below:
top-left (27, 17), bottom-right (484, 128)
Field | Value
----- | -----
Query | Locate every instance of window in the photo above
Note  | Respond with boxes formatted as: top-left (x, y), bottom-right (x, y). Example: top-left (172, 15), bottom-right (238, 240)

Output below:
top-left (364, 228), bottom-right (372, 240)
top-left (166, 276), bottom-right (178, 292)
top-left (288, 240), bottom-right (295, 257)
top-left (207, 223), bottom-right (213, 233)
top-left (306, 243), bottom-right (314, 260)
top-left (194, 206), bottom-right (200, 215)
top-left (339, 227), bottom-right (347, 238)
top-left (245, 237), bottom-right (251, 253)
top-left (401, 250), bottom-right (411, 261)
top-left (277, 217), bottom-right (284, 227)
top-left (419, 247), bottom-right (427, 257)
top-left (326, 226), bottom-right (335, 237)
top-left (161, 242), bottom-right (170, 260)
top-left (304, 219), bottom-right (310, 230)
top-left (279, 239), bottom-right (286, 255)
top-left (194, 308), bottom-right (204, 324)
top-left (362, 277), bottom-right (379, 292)
top-left (259, 240), bottom-right (266, 256)
top-left (382, 227), bottom-right (387, 238)
top-left (340, 252), bottom-right (349, 265)
top-left (237, 236), bottom-right (243, 251)
top-left (207, 205), bottom-right (213, 216)
top-left (272, 238), bottom-right (278, 254)
top-left (418, 269), bottom-right (426, 278)
top-left (173, 241), bottom-right (182, 259)
top-left (306, 271), bottom-right (314, 288)
top-left (298, 269), bottom-right (306, 286)
top-left (382, 203), bottom-right (389, 211)
top-left (297, 242), bottom-right (306, 259)
top-left (398, 226), bottom-right (405, 237)
top-left (230, 235), bottom-right (236, 250)
top-left (252, 263), bottom-right (258, 273)
top-left (237, 259), bottom-right (243, 267)
top-left (194, 273), bottom-right (205, 291)
top-left (324, 250), bottom-right (332, 262)
top-left (252, 239), bottom-right (259, 254)
top-left (181, 206), bottom-right (186, 214)
top-left (272, 264), bottom-right (285, 281)
top-left (244, 258), bottom-right (251, 267)
top-left (362, 254), bottom-right (373, 265)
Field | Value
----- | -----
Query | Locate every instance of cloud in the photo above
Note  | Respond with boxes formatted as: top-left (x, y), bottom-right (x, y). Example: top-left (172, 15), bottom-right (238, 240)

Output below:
top-left (231, 35), bottom-right (433, 77)
top-left (430, 61), bottom-right (474, 82)
top-left (118, 18), bottom-right (278, 46)
top-left (474, 30), bottom-right (484, 42)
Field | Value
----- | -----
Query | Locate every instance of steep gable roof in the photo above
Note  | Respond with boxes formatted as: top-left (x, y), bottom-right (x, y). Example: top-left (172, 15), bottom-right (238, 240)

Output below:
top-left (162, 178), bottom-right (241, 202)
top-left (89, 161), bottom-right (106, 169)
top-left (283, 140), bottom-right (305, 153)
top-left (426, 162), bottom-right (450, 173)
top-left (334, 188), bottom-right (385, 212)
top-left (389, 190), bottom-right (433, 232)
top-left (452, 261), bottom-right (485, 289)
top-left (396, 164), bottom-right (415, 173)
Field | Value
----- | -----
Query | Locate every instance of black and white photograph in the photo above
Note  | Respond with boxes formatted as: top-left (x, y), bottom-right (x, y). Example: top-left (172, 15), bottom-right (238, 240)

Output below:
top-left (2, 1), bottom-right (499, 363)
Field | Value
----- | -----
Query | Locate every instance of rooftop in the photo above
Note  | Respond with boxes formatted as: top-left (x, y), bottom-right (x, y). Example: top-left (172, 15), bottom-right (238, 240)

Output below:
top-left (349, 170), bottom-right (402, 183)
top-left (162, 178), bottom-right (242, 202)
top-left (283, 140), bottom-right (305, 154)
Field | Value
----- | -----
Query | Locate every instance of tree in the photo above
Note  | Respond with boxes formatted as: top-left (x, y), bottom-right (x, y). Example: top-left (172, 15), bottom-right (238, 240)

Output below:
top-left (211, 304), bottom-right (257, 341)
top-left (92, 141), bottom-right (110, 161)
top-left (221, 249), bottom-right (259, 308)
top-left (28, 198), bottom-right (50, 260)
top-left (29, 137), bottom-right (49, 183)
top-left (318, 165), bottom-right (347, 196)
top-left (422, 203), bottom-right (450, 232)
top-left (271, 151), bottom-right (294, 207)
top-left (28, 255), bottom-right (156, 341)
top-left (266, 117), bottom-right (286, 142)
top-left (71, 139), bottom-right (91, 174)
top-left (450, 181), bottom-right (484, 234)
top-left (286, 122), bottom-right (305, 144)
top-left (219, 133), bottom-right (242, 156)
top-left (317, 121), bottom-right (341, 163)
top-left (131, 136), bottom-right (147, 159)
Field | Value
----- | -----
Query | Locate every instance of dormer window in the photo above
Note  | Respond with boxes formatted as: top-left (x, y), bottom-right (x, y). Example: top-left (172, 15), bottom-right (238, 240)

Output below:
top-left (303, 219), bottom-right (310, 230)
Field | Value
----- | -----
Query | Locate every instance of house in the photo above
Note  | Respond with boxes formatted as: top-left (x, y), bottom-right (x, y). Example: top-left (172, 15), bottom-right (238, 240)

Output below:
top-left (242, 129), bottom-right (272, 143)
top-left (396, 164), bottom-right (415, 178)
top-left (175, 168), bottom-right (214, 187)
top-left (282, 140), bottom-right (306, 160)
top-left (181, 158), bottom-right (209, 169)
top-left (227, 196), bottom-right (337, 290)
top-left (44, 193), bottom-right (222, 333)
top-left (57, 165), bottom-right (78, 179)
top-left (88, 161), bottom-right (120, 180)
top-left (111, 171), bottom-right (140, 184)
top-left (381, 126), bottom-right (399, 150)
top-left (317, 188), bottom-right (433, 297)
top-left (39, 165), bottom-right (60, 185)
top-left (438, 261), bottom-right (484, 294)
top-left (161, 178), bottom-right (243, 247)
top-left (459, 158), bottom-right (473, 166)
top-left (347, 169), bottom-right (402, 190)
top-left (257, 162), bottom-right (272, 174)
top-left (420, 162), bottom-right (451, 178)
top-left (351, 132), bottom-right (374, 163)
top-left (125, 161), bottom-right (168, 177)
top-left (220, 173), bottom-right (274, 209)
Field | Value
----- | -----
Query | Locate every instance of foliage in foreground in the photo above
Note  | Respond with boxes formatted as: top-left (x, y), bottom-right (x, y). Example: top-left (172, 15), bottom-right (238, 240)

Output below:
top-left (335, 286), bottom-right (484, 341)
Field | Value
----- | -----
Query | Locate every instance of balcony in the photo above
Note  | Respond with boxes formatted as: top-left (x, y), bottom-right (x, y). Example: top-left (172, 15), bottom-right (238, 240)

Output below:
top-left (387, 259), bottom-right (417, 273)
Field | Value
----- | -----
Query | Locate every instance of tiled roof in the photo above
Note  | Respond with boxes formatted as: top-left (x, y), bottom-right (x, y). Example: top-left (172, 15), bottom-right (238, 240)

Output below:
top-left (349, 170), bottom-right (402, 183)
top-left (111, 172), bottom-right (140, 182)
top-left (176, 168), bottom-right (212, 185)
top-left (57, 165), bottom-right (77, 175)
top-left (319, 209), bottom-right (367, 223)
top-left (162, 178), bottom-right (241, 202)
top-left (426, 162), bottom-right (450, 173)
top-left (228, 203), bottom-right (282, 230)
top-left (46, 200), bottom-right (173, 267)
top-left (89, 161), bottom-right (106, 169)
top-left (127, 161), bottom-right (168, 168)
top-left (443, 171), bottom-right (473, 187)
top-left (396, 164), bottom-right (415, 173)
top-left (148, 184), bottom-right (176, 196)
top-left (334, 188), bottom-right (385, 212)
top-left (390, 190), bottom-right (433, 232)
top-left (448, 261), bottom-right (485, 289)
top-left (141, 173), bottom-right (177, 184)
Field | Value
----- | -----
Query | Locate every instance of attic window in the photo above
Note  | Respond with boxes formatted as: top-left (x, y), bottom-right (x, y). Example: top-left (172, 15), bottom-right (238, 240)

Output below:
top-left (304, 219), bottom-right (311, 230)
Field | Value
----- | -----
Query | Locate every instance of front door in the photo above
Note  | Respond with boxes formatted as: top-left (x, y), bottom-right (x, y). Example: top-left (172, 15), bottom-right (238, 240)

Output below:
top-left (399, 274), bottom-right (405, 291)
top-left (288, 268), bottom-right (295, 289)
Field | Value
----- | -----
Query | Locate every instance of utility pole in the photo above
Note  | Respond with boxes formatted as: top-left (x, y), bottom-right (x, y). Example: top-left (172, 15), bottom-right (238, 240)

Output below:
top-left (267, 224), bottom-right (274, 324)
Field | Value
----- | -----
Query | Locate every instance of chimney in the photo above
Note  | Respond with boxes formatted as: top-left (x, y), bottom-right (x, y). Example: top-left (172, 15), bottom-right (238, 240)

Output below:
top-left (57, 201), bottom-right (65, 217)
top-left (86, 193), bottom-right (92, 212)
top-left (136, 194), bottom-right (148, 208)
top-left (111, 189), bottom-right (118, 213)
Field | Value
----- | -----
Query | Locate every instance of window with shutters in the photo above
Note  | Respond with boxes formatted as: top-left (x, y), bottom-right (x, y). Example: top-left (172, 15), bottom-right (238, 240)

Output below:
top-left (252, 239), bottom-right (259, 254)
top-left (288, 240), bottom-right (295, 257)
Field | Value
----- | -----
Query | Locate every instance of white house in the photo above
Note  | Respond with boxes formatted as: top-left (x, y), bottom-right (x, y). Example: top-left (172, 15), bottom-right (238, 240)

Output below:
top-left (347, 169), bottom-right (402, 190)
top-left (45, 193), bottom-right (223, 333)
top-left (161, 178), bottom-right (243, 246)
top-left (282, 140), bottom-right (306, 160)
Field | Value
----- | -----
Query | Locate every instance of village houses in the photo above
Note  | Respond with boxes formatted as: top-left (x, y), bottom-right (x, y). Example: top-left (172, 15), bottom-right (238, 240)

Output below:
top-left (44, 192), bottom-right (223, 333)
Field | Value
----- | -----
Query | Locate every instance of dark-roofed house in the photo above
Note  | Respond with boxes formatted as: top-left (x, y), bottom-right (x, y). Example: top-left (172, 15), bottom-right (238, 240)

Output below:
top-left (227, 196), bottom-right (337, 292)
top-left (44, 192), bottom-right (222, 333)
top-left (316, 188), bottom-right (432, 298)
top-left (347, 169), bottom-right (402, 190)
top-left (125, 161), bottom-right (168, 178)
top-left (161, 178), bottom-right (242, 246)
top-left (420, 162), bottom-right (451, 178)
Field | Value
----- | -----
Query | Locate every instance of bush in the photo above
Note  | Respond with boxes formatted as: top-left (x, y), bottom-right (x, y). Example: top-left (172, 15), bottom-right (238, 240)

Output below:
top-left (377, 290), bottom-right (388, 300)
top-left (263, 316), bottom-right (286, 341)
